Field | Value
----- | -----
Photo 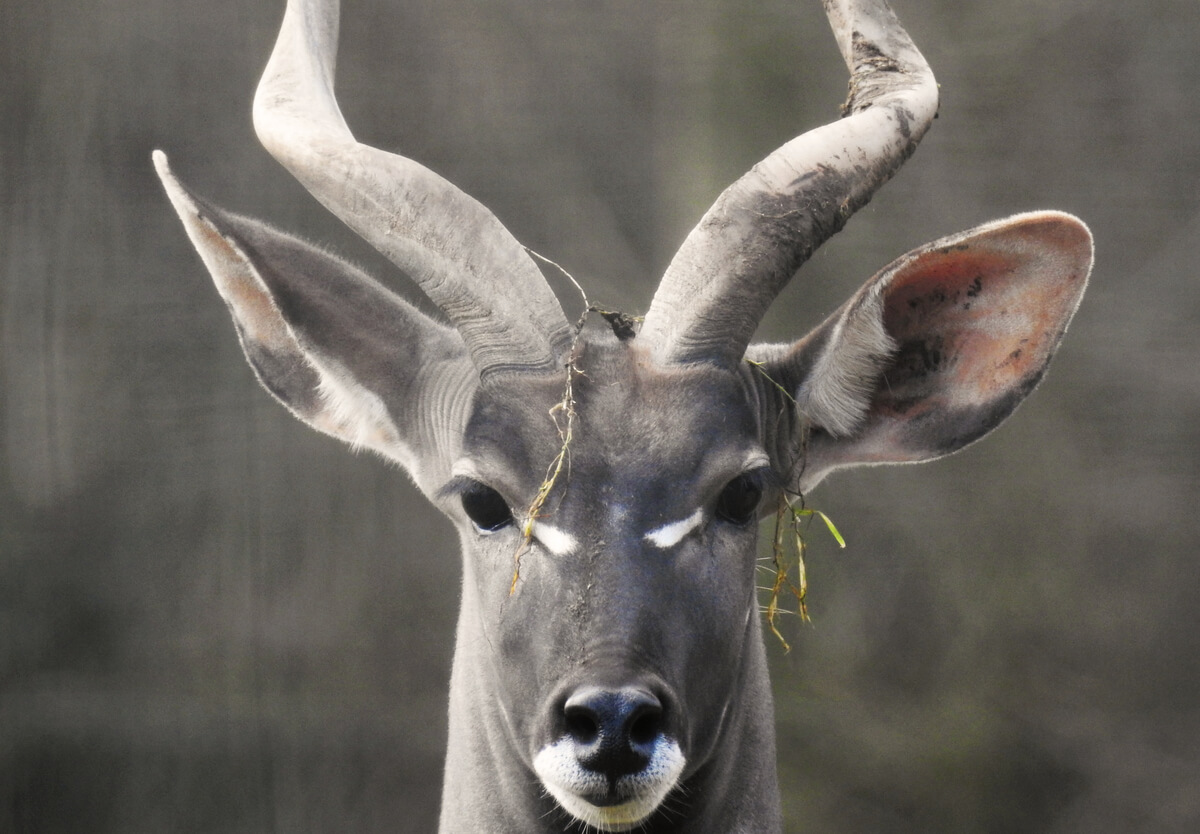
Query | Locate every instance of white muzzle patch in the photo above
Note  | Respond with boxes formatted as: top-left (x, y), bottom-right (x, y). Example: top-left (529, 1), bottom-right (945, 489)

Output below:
top-left (533, 736), bottom-right (686, 831)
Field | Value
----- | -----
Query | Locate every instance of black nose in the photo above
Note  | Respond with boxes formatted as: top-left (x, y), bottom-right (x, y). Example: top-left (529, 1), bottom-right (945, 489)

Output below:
top-left (563, 686), bottom-right (664, 781)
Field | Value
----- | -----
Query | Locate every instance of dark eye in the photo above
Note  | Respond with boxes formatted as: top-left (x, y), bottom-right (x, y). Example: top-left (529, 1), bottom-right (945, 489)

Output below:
top-left (715, 472), bottom-right (764, 526)
top-left (461, 482), bottom-right (513, 532)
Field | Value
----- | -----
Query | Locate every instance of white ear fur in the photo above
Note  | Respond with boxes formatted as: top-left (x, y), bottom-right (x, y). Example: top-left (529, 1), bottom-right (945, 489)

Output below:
top-left (795, 287), bottom-right (896, 438)
top-left (307, 353), bottom-right (413, 465)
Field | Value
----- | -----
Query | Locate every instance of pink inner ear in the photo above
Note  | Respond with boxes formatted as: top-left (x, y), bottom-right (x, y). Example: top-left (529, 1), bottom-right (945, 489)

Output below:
top-left (875, 225), bottom-right (1086, 417)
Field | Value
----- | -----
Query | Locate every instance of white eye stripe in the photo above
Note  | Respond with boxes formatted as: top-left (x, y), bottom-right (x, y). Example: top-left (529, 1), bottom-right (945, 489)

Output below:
top-left (530, 509), bottom-right (708, 555)
top-left (645, 509), bottom-right (704, 549)
top-left (531, 521), bottom-right (578, 557)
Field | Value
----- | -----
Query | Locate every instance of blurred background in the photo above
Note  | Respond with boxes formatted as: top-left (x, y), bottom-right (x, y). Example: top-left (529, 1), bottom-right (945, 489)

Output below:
top-left (3, 0), bottom-right (1197, 831)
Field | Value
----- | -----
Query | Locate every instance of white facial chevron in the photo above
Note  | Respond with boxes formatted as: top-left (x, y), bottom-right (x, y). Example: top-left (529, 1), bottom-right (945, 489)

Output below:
top-left (531, 521), bottom-right (578, 557)
top-left (644, 509), bottom-right (704, 549)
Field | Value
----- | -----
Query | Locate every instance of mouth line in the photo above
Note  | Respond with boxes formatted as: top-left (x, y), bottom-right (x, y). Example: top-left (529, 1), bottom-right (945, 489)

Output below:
top-left (585, 786), bottom-right (633, 808)
top-left (564, 795), bottom-right (657, 832)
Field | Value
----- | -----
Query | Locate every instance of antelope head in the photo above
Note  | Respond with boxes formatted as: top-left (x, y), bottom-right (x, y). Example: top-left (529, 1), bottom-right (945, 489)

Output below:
top-left (154, 0), bottom-right (1091, 830)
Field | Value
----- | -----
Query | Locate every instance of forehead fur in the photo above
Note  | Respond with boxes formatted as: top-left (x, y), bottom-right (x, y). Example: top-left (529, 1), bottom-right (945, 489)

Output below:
top-left (463, 328), bottom-right (761, 496)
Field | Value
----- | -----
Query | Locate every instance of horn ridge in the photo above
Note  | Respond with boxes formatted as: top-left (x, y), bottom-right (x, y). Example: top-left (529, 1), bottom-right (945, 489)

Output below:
top-left (253, 0), bottom-right (573, 378)
top-left (639, 0), bottom-right (939, 367)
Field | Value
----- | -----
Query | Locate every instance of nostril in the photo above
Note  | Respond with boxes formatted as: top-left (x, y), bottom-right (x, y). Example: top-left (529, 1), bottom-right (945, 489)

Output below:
top-left (564, 704), bottom-right (600, 745)
top-left (628, 705), bottom-right (662, 747)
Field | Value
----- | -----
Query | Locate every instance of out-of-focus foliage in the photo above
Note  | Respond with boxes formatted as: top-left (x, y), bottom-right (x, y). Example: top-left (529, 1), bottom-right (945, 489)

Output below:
top-left (3, 0), bottom-right (1197, 831)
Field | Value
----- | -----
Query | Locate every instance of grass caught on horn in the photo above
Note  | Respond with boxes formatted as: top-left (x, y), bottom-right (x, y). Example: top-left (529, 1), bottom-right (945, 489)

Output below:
top-left (763, 493), bottom-right (846, 652)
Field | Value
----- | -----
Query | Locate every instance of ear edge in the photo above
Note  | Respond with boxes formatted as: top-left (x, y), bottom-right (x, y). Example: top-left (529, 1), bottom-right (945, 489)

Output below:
top-left (872, 211), bottom-right (1091, 419)
top-left (154, 151), bottom-right (435, 468)
top-left (749, 210), bottom-right (1092, 490)
top-left (155, 151), bottom-right (303, 357)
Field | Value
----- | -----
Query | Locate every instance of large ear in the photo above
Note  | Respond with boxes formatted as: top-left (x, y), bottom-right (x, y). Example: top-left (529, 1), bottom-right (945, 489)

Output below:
top-left (749, 211), bottom-right (1092, 491)
top-left (154, 152), bottom-right (474, 490)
